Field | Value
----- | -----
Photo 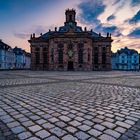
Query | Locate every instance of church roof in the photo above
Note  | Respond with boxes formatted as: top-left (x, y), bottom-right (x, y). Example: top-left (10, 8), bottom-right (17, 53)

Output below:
top-left (39, 25), bottom-right (100, 40)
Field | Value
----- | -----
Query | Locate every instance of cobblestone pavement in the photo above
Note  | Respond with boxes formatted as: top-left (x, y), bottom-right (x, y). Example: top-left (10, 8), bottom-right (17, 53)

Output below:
top-left (0, 71), bottom-right (140, 140)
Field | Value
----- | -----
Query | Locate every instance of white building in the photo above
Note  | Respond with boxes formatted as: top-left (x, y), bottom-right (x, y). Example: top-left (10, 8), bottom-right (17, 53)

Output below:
top-left (0, 40), bottom-right (31, 70)
top-left (0, 40), bottom-right (15, 69)
top-left (112, 47), bottom-right (139, 70)
top-left (13, 47), bottom-right (31, 69)
top-left (24, 52), bottom-right (31, 69)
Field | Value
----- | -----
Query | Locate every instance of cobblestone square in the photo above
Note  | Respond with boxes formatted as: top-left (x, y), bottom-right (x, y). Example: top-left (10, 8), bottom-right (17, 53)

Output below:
top-left (0, 71), bottom-right (140, 140)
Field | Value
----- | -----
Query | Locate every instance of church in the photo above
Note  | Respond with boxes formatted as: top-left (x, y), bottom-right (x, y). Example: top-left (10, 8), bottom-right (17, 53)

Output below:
top-left (29, 9), bottom-right (113, 71)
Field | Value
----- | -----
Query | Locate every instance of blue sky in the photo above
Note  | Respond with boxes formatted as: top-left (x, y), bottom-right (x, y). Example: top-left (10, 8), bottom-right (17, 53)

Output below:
top-left (0, 0), bottom-right (140, 52)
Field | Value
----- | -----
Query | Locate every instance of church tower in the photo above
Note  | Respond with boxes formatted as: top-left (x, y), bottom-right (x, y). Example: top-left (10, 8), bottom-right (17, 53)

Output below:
top-left (64, 9), bottom-right (77, 27)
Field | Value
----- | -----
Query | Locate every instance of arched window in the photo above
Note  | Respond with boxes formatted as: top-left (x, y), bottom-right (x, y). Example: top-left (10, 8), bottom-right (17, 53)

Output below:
top-left (43, 48), bottom-right (48, 64)
top-left (35, 52), bottom-right (40, 64)
top-left (69, 15), bottom-right (72, 21)
top-left (78, 43), bottom-right (84, 64)
top-left (88, 48), bottom-right (90, 62)
top-left (51, 48), bottom-right (54, 63)
top-left (58, 44), bottom-right (63, 64)
top-left (102, 47), bottom-right (106, 64)
top-left (94, 54), bottom-right (98, 64)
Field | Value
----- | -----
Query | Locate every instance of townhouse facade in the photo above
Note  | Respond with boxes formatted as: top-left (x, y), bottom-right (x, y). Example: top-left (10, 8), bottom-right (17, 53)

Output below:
top-left (0, 40), bottom-right (31, 70)
top-left (112, 47), bottom-right (139, 70)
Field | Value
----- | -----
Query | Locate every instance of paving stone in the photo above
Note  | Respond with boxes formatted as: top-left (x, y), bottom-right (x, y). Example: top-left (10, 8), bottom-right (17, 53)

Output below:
top-left (59, 116), bottom-right (71, 122)
top-left (28, 125), bottom-right (42, 132)
top-left (78, 124), bottom-right (91, 131)
top-left (116, 121), bottom-right (131, 129)
top-left (50, 127), bottom-right (66, 137)
top-left (36, 119), bottom-right (46, 125)
top-left (101, 121), bottom-right (116, 129)
top-left (104, 129), bottom-right (121, 138)
top-left (18, 132), bottom-right (32, 140)
top-left (88, 129), bottom-right (102, 137)
top-left (42, 122), bottom-right (55, 129)
top-left (94, 124), bottom-right (105, 131)
top-left (22, 121), bottom-right (35, 127)
top-left (115, 127), bottom-right (127, 133)
top-left (66, 126), bottom-right (77, 133)
top-left (11, 126), bottom-right (25, 134)
top-left (7, 121), bottom-right (20, 128)
top-left (99, 134), bottom-right (116, 140)
top-left (55, 121), bottom-right (67, 128)
top-left (46, 136), bottom-right (60, 140)
top-left (69, 120), bottom-right (81, 127)
top-left (27, 137), bottom-right (41, 140)
top-left (125, 120), bottom-right (135, 125)
top-left (62, 134), bottom-right (78, 140)
top-left (36, 130), bottom-right (50, 138)
top-left (75, 131), bottom-right (90, 140)
top-left (48, 117), bottom-right (59, 123)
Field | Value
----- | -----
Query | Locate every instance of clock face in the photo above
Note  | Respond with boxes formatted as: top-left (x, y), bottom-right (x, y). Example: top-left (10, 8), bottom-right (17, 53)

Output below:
top-left (69, 22), bottom-right (73, 27)
top-left (68, 50), bottom-right (73, 57)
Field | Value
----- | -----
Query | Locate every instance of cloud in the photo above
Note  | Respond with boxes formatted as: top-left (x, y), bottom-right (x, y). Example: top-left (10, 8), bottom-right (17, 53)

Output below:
top-left (78, 0), bottom-right (106, 25)
top-left (131, 0), bottom-right (140, 6)
top-left (95, 24), bottom-right (122, 37)
top-left (14, 33), bottom-right (30, 39)
top-left (34, 25), bottom-right (48, 34)
top-left (107, 14), bottom-right (116, 21)
top-left (128, 27), bottom-right (140, 38)
top-left (129, 10), bottom-right (140, 24)
top-left (14, 25), bottom-right (54, 39)
top-left (112, 0), bottom-right (121, 5)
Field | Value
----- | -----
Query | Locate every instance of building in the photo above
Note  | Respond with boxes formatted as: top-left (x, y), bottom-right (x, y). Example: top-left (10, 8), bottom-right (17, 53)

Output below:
top-left (13, 47), bottom-right (31, 69)
top-left (29, 9), bottom-right (113, 71)
top-left (112, 47), bottom-right (139, 70)
top-left (0, 40), bottom-right (31, 70)
top-left (24, 52), bottom-right (31, 69)
top-left (0, 40), bottom-right (15, 69)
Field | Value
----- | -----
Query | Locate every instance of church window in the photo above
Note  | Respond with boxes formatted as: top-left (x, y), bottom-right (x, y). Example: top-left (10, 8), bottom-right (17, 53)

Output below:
top-left (43, 48), bottom-right (48, 64)
top-left (88, 48), bottom-right (90, 62)
top-left (35, 52), bottom-right (40, 64)
top-left (69, 15), bottom-right (72, 21)
top-left (58, 44), bottom-right (63, 64)
top-left (78, 43), bottom-right (84, 64)
top-left (51, 48), bottom-right (54, 63)
top-left (102, 53), bottom-right (106, 64)
top-left (94, 53), bottom-right (98, 64)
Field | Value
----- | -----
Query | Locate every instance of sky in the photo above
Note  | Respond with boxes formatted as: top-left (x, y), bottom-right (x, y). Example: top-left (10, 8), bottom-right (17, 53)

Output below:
top-left (0, 0), bottom-right (140, 53)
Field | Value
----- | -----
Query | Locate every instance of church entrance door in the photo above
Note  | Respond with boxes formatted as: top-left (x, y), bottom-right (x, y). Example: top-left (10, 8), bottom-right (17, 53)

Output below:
top-left (68, 61), bottom-right (74, 71)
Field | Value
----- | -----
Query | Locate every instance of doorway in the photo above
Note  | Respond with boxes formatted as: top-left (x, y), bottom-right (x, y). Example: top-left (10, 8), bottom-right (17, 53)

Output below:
top-left (68, 61), bottom-right (74, 71)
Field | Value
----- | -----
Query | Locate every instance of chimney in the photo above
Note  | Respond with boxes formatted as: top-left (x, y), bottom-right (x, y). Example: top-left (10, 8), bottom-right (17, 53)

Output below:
top-left (107, 32), bottom-right (109, 37)
top-left (33, 33), bottom-right (35, 38)
top-left (55, 27), bottom-right (57, 32)
top-left (84, 27), bottom-right (87, 31)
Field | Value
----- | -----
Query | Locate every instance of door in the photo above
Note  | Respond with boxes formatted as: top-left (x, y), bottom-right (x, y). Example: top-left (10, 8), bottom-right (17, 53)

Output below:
top-left (68, 61), bottom-right (74, 71)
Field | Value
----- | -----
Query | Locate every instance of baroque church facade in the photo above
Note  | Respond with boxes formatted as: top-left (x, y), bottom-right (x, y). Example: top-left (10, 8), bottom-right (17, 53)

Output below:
top-left (29, 9), bottom-right (113, 71)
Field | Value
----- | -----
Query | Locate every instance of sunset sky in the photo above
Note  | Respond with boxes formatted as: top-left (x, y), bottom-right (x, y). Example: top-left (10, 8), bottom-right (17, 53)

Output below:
top-left (0, 0), bottom-right (140, 52)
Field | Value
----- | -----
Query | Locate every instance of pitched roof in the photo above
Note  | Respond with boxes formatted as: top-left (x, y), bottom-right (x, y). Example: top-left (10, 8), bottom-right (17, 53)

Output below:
top-left (117, 47), bottom-right (138, 55)
top-left (0, 40), bottom-right (11, 50)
